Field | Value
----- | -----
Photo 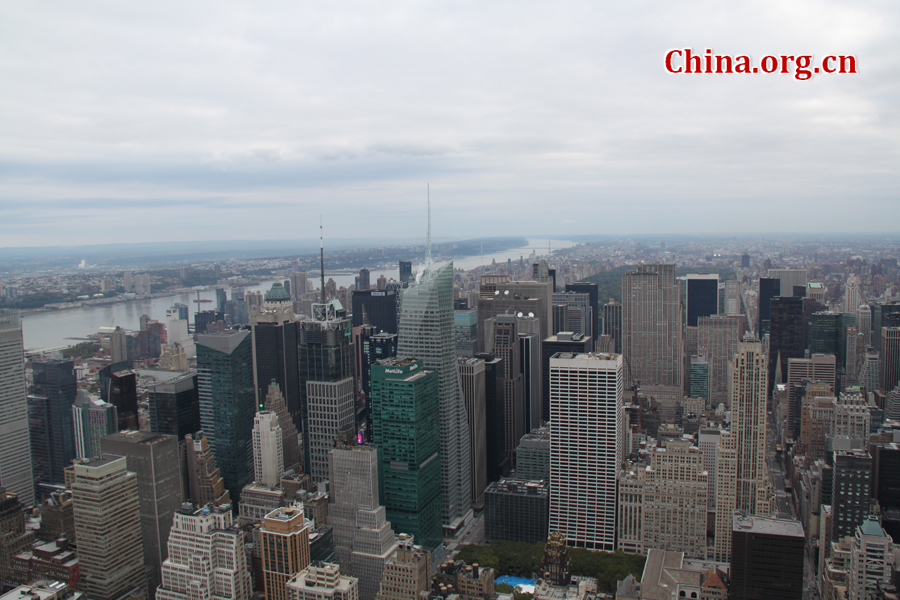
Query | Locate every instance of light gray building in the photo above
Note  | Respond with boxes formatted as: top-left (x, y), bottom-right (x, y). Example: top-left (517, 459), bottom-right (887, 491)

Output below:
top-left (458, 357), bottom-right (487, 510)
top-left (0, 314), bottom-right (34, 507)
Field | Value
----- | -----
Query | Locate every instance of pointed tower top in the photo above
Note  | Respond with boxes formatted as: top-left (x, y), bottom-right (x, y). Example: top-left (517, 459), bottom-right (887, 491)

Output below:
top-left (425, 184), bottom-right (433, 275)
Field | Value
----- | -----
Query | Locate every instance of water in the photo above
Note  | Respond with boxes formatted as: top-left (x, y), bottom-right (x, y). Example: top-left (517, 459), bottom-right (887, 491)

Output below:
top-left (21, 238), bottom-right (576, 352)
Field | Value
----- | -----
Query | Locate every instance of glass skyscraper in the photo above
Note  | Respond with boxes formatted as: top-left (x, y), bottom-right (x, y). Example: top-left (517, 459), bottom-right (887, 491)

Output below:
top-left (397, 261), bottom-right (472, 533)
top-left (370, 357), bottom-right (442, 550)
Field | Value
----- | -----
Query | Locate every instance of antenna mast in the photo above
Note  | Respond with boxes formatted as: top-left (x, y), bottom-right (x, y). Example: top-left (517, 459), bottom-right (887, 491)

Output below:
top-left (320, 216), bottom-right (326, 304)
top-left (425, 184), bottom-right (433, 274)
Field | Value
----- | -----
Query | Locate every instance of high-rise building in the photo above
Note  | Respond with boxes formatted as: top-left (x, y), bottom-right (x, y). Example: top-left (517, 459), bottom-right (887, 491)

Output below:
top-left (355, 327), bottom-right (398, 441)
top-left (844, 274), bottom-right (861, 315)
top-left (492, 316), bottom-right (525, 467)
top-left (849, 517), bottom-right (895, 600)
top-left (714, 340), bottom-right (773, 563)
top-left (540, 333), bottom-right (592, 421)
top-left (552, 292), bottom-right (592, 339)
top-left (642, 439), bottom-right (708, 558)
top-left (71, 455), bottom-right (146, 600)
top-left (565, 283), bottom-right (600, 346)
top-left (299, 301), bottom-right (355, 483)
top-left (72, 394), bottom-right (117, 459)
top-left (549, 352), bottom-right (623, 550)
top-left (29, 359), bottom-right (77, 487)
top-left (184, 432), bottom-right (231, 507)
top-left (253, 411), bottom-right (284, 487)
top-left (689, 355), bottom-right (709, 401)
top-left (397, 262), bottom-right (472, 534)
top-left (724, 280), bottom-right (741, 315)
top-left (458, 358), bottom-right (487, 510)
top-left (100, 431), bottom-right (182, 598)
top-left (197, 330), bottom-right (255, 500)
top-left (99, 366), bottom-right (138, 431)
top-left (730, 512), bottom-right (804, 600)
top-left (515, 315), bottom-right (543, 432)
top-left (622, 263), bottom-right (683, 388)
top-left (697, 315), bottom-right (742, 406)
top-left (686, 273), bottom-right (719, 327)
top-left (352, 291), bottom-right (399, 335)
top-left (250, 292), bottom-right (301, 430)
top-left (757, 277), bottom-right (780, 337)
top-left (769, 296), bottom-right (804, 395)
top-left (811, 311), bottom-right (844, 366)
top-left (286, 561), bottom-right (358, 600)
top-left (477, 280), bottom-right (552, 353)
top-left (0, 314), bottom-right (34, 507)
top-left (602, 299), bottom-right (622, 355)
top-left (291, 272), bottom-right (309, 301)
top-left (327, 433), bottom-right (380, 568)
top-left (375, 536), bottom-right (430, 600)
top-left (0, 487), bottom-right (35, 587)
top-left (370, 358), bottom-right (442, 551)
top-left (156, 503), bottom-right (252, 600)
top-left (831, 449), bottom-right (873, 542)
top-left (261, 505), bottom-right (312, 600)
top-left (358, 269), bottom-right (371, 292)
top-left (453, 310), bottom-right (478, 358)
top-left (398, 261), bottom-right (413, 285)
top-left (264, 382), bottom-right (302, 474)
top-left (858, 304), bottom-right (873, 347)
top-left (768, 268), bottom-right (807, 298)
top-left (147, 370), bottom-right (199, 439)
top-left (483, 479), bottom-right (549, 544)
top-left (881, 327), bottom-right (900, 393)
top-left (516, 425), bottom-right (550, 482)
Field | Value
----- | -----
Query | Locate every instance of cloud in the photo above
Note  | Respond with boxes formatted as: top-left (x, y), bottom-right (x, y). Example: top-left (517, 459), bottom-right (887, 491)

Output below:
top-left (0, 0), bottom-right (898, 246)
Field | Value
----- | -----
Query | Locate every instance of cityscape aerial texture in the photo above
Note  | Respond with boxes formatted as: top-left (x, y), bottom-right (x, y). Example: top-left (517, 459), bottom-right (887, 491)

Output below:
top-left (2, 2), bottom-right (898, 600)
top-left (1, 232), bottom-right (900, 600)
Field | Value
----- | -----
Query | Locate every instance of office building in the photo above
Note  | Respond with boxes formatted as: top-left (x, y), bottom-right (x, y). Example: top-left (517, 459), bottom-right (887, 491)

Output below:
top-left (253, 411), bottom-right (284, 487)
top-left (0, 488), bottom-right (34, 587)
top-left (515, 425), bottom-right (550, 482)
top-left (697, 315), bottom-right (742, 406)
top-left (688, 355), bottom-right (709, 401)
top-left (642, 439), bottom-right (708, 558)
top-left (264, 381), bottom-right (302, 474)
top-left (552, 292), bottom-right (592, 338)
top-left (811, 311), bottom-right (844, 366)
top-left (250, 292), bottom-right (301, 432)
top-left (549, 352), bottom-right (623, 550)
top-left (603, 300), bottom-right (622, 354)
top-left (397, 262), bottom-right (472, 534)
top-left (349, 505), bottom-right (398, 600)
top-left (724, 280), bottom-right (741, 315)
top-left (184, 432), bottom-right (231, 507)
top-left (104, 368), bottom-right (139, 431)
top-left (565, 282), bottom-right (600, 346)
top-left (474, 353), bottom-right (508, 481)
top-left (483, 479), bottom-right (549, 544)
top-left (622, 263), bottom-right (683, 389)
top-left (291, 271), bottom-right (309, 301)
top-left (849, 517), bottom-right (895, 600)
top-left (30, 359), bottom-right (77, 487)
top-left (374, 536), bottom-right (430, 600)
top-left (299, 300), bottom-right (355, 483)
top-left (757, 277), bottom-right (780, 337)
top-left (730, 512), bottom-right (804, 600)
top-left (686, 273), bottom-right (719, 327)
top-left (831, 450), bottom-right (873, 542)
top-left (492, 316), bottom-right (525, 467)
top-left (516, 315), bottom-right (543, 432)
top-left (156, 503), bottom-right (251, 600)
top-left (454, 310), bottom-right (478, 358)
top-left (327, 430), bottom-right (379, 566)
top-left (882, 328), bottom-right (900, 393)
top-left (477, 280), bottom-right (552, 353)
top-left (714, 340), bottom-right (773, 563)
top-left (147, 370), bottom-right (199, 439)
top-left (768, 268), bottom-right (808, 298)
top-left (370, 358), bottom-right (442, 551)
top-left (71, 455), bottom-right (146, 600)
top-left (72, 394), bottom-right (117, 459)
top-left (352, 290), bottom-right (398, 335)
top-left (769, 296), bottom-right (804, 395)
top-left (100, 431), bottom-right (183, 597)
top-left (0, 315), bottom-right (34, 507)
top-left (871, 442), bottom-right (900, 513)
top-left (844, 274), bottom-right (861, 314)
top-left (286, 562), bottom-right (359, 600)
top-left (399, 261), bottom-right (413, 285)
top-left (197, 330), bottom-right (255, 500)
top-left (261, 505), bottom-right (312, 600)
top-left (458, 358), bottom-right (487, 510)
top-left (355, 327), bottom-right (398, 441)
top-left (541, 332), bottom-right (592, 421)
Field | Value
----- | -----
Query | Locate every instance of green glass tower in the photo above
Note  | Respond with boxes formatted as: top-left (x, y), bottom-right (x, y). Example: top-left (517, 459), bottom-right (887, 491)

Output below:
top-left (371, 357), bottom-right (442, 550)
top-left (196, 329), bottom-right (255, 501)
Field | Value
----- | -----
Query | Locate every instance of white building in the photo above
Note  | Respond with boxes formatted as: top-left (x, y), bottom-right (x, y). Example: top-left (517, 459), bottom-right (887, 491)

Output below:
top-left (549, 352), bottom-right (623, 550)
top-left (0, 314), bottom-right (34, 507)
top-left (165, 309), bottom-right (195, 359)
top-left (844, 275), bottom-right (861, 315)
top-left (287, 562), bottom-right (359, 600)
top-left (849, 517), bottom-right (895, 600)
top-left (156, 504), bottom-right (252, 600)
top-left (253, 411), bottom-right (284, 487)
top-left (768, 268), bottom-right (808, 298)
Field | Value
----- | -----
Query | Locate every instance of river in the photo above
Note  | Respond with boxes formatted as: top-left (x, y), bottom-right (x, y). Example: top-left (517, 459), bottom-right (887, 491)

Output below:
top-left (21, 238), bottom-right (576, 352)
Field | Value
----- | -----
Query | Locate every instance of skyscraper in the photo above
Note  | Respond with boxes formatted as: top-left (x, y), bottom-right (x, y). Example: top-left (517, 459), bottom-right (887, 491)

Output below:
top-left (370, 358), bottom-right (442, 551)
top-left (565, 282), bottom-right (600, 345)
top-left (714, 340), bottom-right (773, 562)
top-left (552, 292), bottom-right (592, 338)
top-left (250, 289), bottom-right (301, 430)
top-left (72, 393), bottom-right (117, 459)
top-left (768, 296), bottom-right (804, 395)
top-left (261, 505), bottom-right (312, 600)
top-left (291, 271), bottom-right (309, 301)
top-left (397, 261), bottom-right (472, 534)
top-left (184, 432), bottom-right (231, 507)
top-left (724, 280), bottom-right (741, 315)
top-left (299, 301), bottom-right (355, 483)
top-left (849, 517), bottom-right (895, 600)
top-left (351, 290), bottom-right (399, 335)
top-left (458, 358), bottom-right (487, 510)
top-left (697, 315), bottom-right (742, 406)
top-left (264, 382), bottom-right (302, 474)
top-left (881, 327), bottom-right (900, 393)
top-left (844, 274), bottom-right (861, 315)
top-left (685, 273), bottom-right (719, 327)
top-left (492, 315), bottom-right (525, 467)
top-left (548, 352), bottom-right (623, 550)
top-left (147, 370), bottom-right (199, 439)
top-left (72, 455), bottom-right (146, 600)
top-left (253, 411), bottom-right (284, 487)
top-left (757, 277), bottom-right (780, 337)
top-left (768, 268), bottom-right (807, 298)
top-left (100, 431), bottom-right (183, 598)
top-left (0, 314), bottom-right (34, 507)
top-left (156, 503), bottom-right (252, 600)
top-left (621, 263), bottom-right (683, 388)
top-left (197, 330), bottom-right (255, 500)
top-left (398, 261), bottom-right (413, 285)
top-left (355, 327), bottom-right (398, 441)
top-left (602, 299), bottom-right (622, 354)
top-left (29, 359), bottom-right (77, 486)
top-left (730, 512), bottom-right (804, 600)
top-left (811, 311), bottom-right (844, 367)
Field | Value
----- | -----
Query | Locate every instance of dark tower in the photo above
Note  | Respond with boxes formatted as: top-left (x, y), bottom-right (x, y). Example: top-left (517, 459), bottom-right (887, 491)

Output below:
top-left (757, 277), bottom-right (780, 337)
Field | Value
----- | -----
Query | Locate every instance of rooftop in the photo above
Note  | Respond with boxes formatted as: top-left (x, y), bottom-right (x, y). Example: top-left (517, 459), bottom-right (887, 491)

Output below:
top-left (732, 512), bottom-right (804, 538)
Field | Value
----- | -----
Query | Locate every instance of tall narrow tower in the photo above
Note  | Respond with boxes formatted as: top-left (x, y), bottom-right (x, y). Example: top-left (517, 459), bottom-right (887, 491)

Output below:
top-left (253, 411), bottom-right (284, 487)
top-left (0, 313), bottom-right (34, 507)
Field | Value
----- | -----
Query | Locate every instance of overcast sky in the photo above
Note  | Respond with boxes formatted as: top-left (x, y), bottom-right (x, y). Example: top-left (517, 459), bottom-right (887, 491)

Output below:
top-left (1, 1), bottom-right (897, 247)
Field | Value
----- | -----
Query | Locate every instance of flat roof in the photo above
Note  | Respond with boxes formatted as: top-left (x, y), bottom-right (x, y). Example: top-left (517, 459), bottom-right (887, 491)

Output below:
top-left (732, 512), bottom-right (804, 538)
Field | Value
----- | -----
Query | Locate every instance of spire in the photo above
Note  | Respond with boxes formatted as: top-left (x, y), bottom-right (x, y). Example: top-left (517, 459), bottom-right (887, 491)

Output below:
top-left (320, 216), bottom-right (326, 304)
top-left (424, 184), bottom-right (433, 275)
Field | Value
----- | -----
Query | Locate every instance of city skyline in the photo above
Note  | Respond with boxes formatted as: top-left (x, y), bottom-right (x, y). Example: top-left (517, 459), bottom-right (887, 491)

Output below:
top-left (1, 2), bottom-right (897, 246)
